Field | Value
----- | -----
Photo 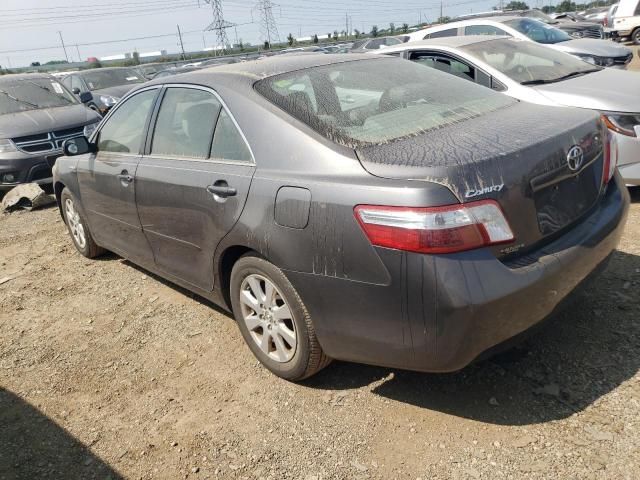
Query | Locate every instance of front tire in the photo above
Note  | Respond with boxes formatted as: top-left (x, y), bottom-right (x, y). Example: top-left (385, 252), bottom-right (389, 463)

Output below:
top-left (61, 188), bottom-right (104, 259)
top-left (633, 28), bottom-right (640, 45)
top-left (230, 255), bottom-right (331, 381)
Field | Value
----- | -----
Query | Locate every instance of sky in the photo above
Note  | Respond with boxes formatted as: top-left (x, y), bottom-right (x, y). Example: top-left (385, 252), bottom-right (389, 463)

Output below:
top-left (0, 0), bottom-right (546, 67)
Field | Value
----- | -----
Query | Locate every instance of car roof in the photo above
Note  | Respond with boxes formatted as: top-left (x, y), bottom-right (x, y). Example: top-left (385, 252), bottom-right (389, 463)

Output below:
top-left (400, 35), bottom-right (512, 49)
top-left (144, 53), bottom-right (377, 87)
top-left (0, 72), bottom-right (54, 82)
top-left (76, 66), bottom-right (140, 75)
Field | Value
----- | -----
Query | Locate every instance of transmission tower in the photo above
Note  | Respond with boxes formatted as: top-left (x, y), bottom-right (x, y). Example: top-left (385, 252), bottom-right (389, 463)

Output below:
top-left (255, 0), bottom-right (280, 47)
top-left (204, 0), bottom-right (231, 52)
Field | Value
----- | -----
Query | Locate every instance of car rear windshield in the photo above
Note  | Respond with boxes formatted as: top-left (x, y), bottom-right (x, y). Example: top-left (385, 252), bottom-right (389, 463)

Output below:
top-left (462, 38), bottom-right (601, 84)
top-left (254, 58), bottom-right (515, 147)
top-left (0, 77), bottom-right (78, 115)
top-left (81, 68), bottom-right (144, 91)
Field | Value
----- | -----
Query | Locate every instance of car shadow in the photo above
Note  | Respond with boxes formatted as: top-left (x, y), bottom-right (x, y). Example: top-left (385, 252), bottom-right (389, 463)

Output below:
top-left (0, 388), bottom-right (123, 479)
top-left (629, 186), bottom-right (640, 203)
top-left (303, 249), bottom-right (640, 426)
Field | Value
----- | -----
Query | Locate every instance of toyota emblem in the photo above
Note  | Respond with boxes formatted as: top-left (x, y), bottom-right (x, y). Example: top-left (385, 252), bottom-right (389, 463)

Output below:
top-left (566, 146), bottom-right (584, 172)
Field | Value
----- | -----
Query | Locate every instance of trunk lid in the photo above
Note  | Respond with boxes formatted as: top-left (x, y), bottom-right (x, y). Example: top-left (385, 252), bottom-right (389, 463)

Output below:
top-left (356, 102), bottom-right (605, 259)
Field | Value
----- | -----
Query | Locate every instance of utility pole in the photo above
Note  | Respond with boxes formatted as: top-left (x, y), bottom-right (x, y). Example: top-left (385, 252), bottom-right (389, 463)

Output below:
top-left (75, 44), bottom-right (81, 62)
top-left (57, 31), bottom-right (69, 62)
top-left (440, 1), bottom-right (443, 21)
top-left (345, 12), bottom-right (349, 40)
top-left (177, 24), bottom-right (186, 60)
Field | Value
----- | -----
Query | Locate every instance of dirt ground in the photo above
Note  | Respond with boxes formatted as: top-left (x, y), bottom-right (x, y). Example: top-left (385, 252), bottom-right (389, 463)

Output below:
top-left (0, 186), bottom-right (638, 480)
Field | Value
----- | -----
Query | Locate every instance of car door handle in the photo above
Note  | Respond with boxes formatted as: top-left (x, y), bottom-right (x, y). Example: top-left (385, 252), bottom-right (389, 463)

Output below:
top-left (117, 171), bottom-right (134, 185)
top-left (206, 182), bottom-right (237, 198)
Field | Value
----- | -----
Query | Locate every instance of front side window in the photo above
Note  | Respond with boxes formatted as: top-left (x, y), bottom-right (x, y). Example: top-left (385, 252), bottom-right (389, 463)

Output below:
top-left (98, 89), bottom-right (157, 154)
top-left (151, 88), bottom-right (221, 159)
top-left (71, 76), bottom-right (84, 92)
top-left (464, 25), bottom-right (507, 36)
top-left (504, 18), bottom-right (572, 44)
top-left (255, 58), bottom-right (514, 147)
top-left (365, 38), bottom-right (386, 49)
top-left (81, 68), bottom-right (144, 91)
top-left (410, 53), bottom-right (475, 81)
top-left (425, 28), bottom-right (458, 39)
top-left (462, 38), bottom-right (601, 84)
top-left (0, 77), bottom-right (78, 115)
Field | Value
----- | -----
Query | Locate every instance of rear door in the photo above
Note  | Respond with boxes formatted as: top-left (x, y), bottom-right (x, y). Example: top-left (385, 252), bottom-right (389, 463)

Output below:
top-left (135, 86), bottom-right (255, 291)
top-left (77, 87), bottom-right (159, 263)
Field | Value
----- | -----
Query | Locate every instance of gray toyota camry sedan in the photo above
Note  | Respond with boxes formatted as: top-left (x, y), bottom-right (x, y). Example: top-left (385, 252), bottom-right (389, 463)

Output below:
top-left (53, 54), bottom-right (629, 381)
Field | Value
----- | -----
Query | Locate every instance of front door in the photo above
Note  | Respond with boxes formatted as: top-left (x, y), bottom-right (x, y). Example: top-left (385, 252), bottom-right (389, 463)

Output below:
top-left (135, 86), bottom-right (255, 291)
top-left (77, 88), bottom-right (159, 262)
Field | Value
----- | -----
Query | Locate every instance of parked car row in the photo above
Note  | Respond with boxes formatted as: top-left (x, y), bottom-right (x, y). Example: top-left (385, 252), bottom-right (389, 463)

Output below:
top-left (373, 36), bottom-right (640, 185)
top-left (406, 16), bottom-right (633, 68)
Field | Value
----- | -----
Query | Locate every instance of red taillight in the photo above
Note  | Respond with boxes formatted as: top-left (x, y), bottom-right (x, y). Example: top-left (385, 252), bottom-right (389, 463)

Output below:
top-left (354, 200), bottom-right (514, 254)
top-left (601, 119), bottom-right (617, 186)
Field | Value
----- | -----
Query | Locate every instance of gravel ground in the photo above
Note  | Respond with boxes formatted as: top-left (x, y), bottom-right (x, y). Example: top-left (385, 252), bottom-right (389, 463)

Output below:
top-left (0, 188), bottom-right (638, 480)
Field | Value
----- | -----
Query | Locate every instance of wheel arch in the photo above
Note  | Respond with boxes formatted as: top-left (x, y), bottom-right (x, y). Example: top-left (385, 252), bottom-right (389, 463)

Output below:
top-left (54, 181), bottom-right (66, 220)
top-left (218, 245), bottom-right (260, 311)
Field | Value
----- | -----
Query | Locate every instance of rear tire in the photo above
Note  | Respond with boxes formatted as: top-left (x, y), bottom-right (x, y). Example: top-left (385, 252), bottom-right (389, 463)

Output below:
top-left (230, 255), bottom-right (331, 381)
top-left (61, 188), bottom-right (105, 259)
top-left (633, 28), bottom-right (640, 45)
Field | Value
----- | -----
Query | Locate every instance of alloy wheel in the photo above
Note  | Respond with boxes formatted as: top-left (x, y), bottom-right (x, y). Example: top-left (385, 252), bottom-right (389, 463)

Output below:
top-left (239, 274), bottom-right (297, 363)
top-left (65, 198), bottom-right (87, 250)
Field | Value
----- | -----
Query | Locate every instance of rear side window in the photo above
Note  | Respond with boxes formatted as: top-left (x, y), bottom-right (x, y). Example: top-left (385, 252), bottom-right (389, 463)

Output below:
top-left (255, 58), bottom-right (514, 147)
top-left (464, 25), bottom-right (507, 36)
top-left (425, 28), bottom-right (457, 39)
top-left (98, 89), bottom-right (157, 154)
top-left (211, 110), bottom-right (253, 162)
top-left (151, 88), bottom-right (221, 158)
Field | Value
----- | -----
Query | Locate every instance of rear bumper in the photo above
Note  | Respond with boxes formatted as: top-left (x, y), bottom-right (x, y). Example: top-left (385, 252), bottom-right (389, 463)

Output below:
top-left (0, 153), bottom-right (60, 191)
top-left (285, 175), bottom-right (629, 372)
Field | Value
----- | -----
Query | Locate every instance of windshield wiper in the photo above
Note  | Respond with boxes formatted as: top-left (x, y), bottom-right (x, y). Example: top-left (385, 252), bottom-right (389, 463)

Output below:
top-left (0, 89), bottom-right (39, 108)
top-left (521, 69), bottom-right (600, 85)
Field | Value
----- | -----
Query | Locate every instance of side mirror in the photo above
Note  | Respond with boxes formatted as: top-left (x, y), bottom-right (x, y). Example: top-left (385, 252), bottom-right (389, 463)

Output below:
top-left (72, 87), bottom-right (81, 95)
top-left (79, 91), bottom-right (93, 104)
top-left (63, 137), bottom-right (95, 157)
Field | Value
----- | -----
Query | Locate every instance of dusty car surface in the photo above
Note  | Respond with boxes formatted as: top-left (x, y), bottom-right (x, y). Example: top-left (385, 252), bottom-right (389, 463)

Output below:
top-left (61, 67), bottom-right (146, 114)
top-left (0, 74), bottom-right (101, 192)
top-left (376, 36), bottom-right (640, 185)
top-left (53, 55), bottom-right (629, 381)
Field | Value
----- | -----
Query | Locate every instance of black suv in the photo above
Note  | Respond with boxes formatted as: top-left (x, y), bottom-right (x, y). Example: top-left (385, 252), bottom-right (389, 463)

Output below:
top-left (0, 74), bottom-right (101, 192)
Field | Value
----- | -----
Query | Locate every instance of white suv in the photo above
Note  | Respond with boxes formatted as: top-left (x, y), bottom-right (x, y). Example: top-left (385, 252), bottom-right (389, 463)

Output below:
top-left (611, 0), bottom-right (640, 43)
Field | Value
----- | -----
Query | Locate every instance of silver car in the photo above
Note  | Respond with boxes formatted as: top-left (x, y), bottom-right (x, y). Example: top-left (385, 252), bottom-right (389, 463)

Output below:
top-left (406, 17), bottom-right (633, 68)
top-left (377, 36), bottom-right (640, 185)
